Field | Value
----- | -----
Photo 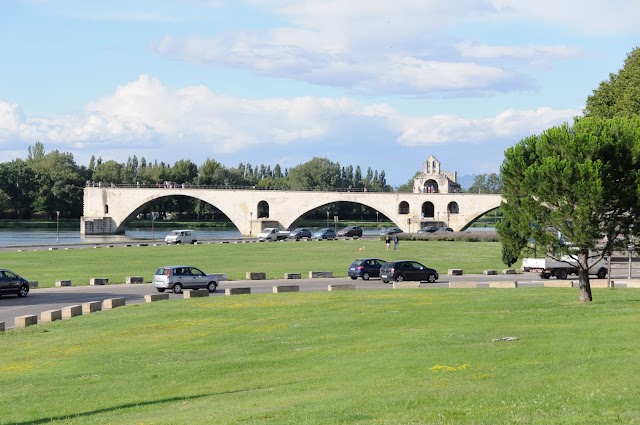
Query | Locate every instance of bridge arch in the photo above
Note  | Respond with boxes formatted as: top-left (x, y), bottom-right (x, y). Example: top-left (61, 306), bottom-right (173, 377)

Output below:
top-left (110, 193), bottom-right (240, 234)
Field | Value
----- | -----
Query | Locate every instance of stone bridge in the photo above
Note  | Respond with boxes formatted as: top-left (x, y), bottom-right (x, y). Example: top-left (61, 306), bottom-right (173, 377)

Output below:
top-left (81, 186), bottom-right (502, 236)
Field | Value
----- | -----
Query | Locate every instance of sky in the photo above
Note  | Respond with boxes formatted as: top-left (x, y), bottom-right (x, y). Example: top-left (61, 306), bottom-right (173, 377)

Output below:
top-left (1, 0), bottom-right (638, 187)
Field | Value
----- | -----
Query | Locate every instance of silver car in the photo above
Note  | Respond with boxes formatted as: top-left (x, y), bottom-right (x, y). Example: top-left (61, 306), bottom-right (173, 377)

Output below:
top-left (152, 266), bottom-right (220, 294)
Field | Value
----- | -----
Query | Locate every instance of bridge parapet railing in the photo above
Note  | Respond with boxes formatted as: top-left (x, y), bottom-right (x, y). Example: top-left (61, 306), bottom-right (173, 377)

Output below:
top-left (86, 182), bottom-right (391, 193)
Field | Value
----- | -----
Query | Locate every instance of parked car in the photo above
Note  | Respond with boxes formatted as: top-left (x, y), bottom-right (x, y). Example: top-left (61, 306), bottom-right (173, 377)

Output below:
top-left (417, 226), bottom-right (438, 233)
top-left (152, 265), bottom-right (227, 294)
top-left (379, 260), bottom-right (439, 283)
top-left (0, 269), bottom-right (30, 298)
top-left (257, 228), bottom-right (289, 241)
top-left (380, 227), bottom-right (403, 235)
top-left (165, 229), bottom-right (197, 244)
top-left (313, 228), bottom-right (337, 240)
top-left (435, 227), bottom-right (454, 232)
top-left (337, 226), bottom-right (363, 237)
top-left (288, 228), bottom-right (312, 240)
top-left (348, 258), bottom-right (387, 280)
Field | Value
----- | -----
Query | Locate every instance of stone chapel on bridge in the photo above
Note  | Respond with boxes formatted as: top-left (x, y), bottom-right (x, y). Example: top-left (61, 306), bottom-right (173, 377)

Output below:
top-left (412, 155), bottom-right (461, 194)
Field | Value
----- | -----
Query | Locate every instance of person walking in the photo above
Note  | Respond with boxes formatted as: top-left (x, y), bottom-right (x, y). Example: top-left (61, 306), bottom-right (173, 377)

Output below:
top-left (385, 234), bottom-right (391, 251)
top-left (393, 234), bottom-right (399, 251)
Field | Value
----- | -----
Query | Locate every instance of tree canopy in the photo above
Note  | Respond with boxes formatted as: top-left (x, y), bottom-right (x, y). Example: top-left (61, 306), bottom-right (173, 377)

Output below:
top-left (584, 47), bottom-right (640, 118)
top-left (498, 117), bottom-right (640, 302)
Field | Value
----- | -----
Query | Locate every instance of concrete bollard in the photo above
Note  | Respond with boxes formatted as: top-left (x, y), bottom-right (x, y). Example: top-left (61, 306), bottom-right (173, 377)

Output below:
top-left (489, 281), bottom-right (518, 288)
top-left (483, 270), bottom-right (497, 275)
top-left (145, 293), bottom-right (170, 302)
top-left (102, 297), bottom-right (126, 309)
top-left (449, 281), bottom-right (478, 288)
top-left (448, 269), bottom-right (463, 276)
top-left (393, 282), bottom-right (421, 289)
top-left (28, 280), bottom-right (39, 288)
top-left (310, 271), bottom-right (333, 278)
top-left (183, 289), bottom-right (209, 298)
top-left (40, 310), bottom-right (63, 323)
top-left (502, 269), bottom-right (517, 275)
top-left (246, 272), bottom-right (266, 280)
top-left (82, 301), bottom-right (102, 314)
top-left (90, 278), bottom-right (109, 286)
top-left (15, 315), bottom-right (38, 328)
top-left (0, 321), bottom-right (4, 332)
top-left (543, 281), bottom-right (574, 288)
top-left (225, 287), bottom-right (251, 295)
top-left (328, 284), bottom-right (356, 291)
top-left (284, 273), bottom-right (302, 279)
top-left (624, 279), bottom-right (640, 288)
top-left (126, 276), bottom-right (144, 284)
top-left (588, 280), bottom-right (614, 288)
top-left (62, 305), bottom-right (83, 319)
top-left (55, 280), bottom-right (72, 287)
top-left (273, 285), bottom-right (300, 293)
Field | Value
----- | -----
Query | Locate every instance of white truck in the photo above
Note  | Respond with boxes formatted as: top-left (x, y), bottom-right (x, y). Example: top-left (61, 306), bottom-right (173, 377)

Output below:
top-left (165, 229), bottom-right (198, 244)
top-left (522, 254), bottom-right (608, 280)
top-left (257, 227), bottom-right (290, 241)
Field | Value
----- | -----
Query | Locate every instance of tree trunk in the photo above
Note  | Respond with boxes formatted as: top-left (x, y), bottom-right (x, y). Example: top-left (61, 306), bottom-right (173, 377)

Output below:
top-left (578, 250), bottom-right (593, 303)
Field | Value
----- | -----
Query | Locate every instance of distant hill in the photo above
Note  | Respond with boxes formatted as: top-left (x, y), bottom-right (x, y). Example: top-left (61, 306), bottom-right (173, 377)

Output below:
top-left (457, 174), bottom-right (475, 190)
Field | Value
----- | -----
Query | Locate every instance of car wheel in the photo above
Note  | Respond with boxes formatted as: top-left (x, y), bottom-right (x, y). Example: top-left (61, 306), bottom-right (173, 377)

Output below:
top-left (382, 280), bottom-right (390, 284)
top-left (427, 273), bottom-right (437, 283)
top-left (396, 275), bottom-right (404, 282)
top-left (362, 272), bottom-right (370, 281)
top-left (596, 268), bottom-right (607, 279)
top-left (172, 283), bottom-right (183, 294)
top-left (192, 240), bottom-right (197, 244)
top-left (350, 276), bottom-right (357, 280)
top-left (157, 288), bottom-right (166, 293)
top-left (207, 281), bottom-right (218, 292)
top-left (540, 273), bottom-right (550, 279)
top-left (17, 284), bottom-right (29, 297)
top-left (296, 236), bottom-right (301, 241)
top-left (557, 270), bottom-right (568, 280)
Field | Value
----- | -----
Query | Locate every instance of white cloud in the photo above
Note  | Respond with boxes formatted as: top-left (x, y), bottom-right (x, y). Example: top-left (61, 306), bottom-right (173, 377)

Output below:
top-left (394, 106), bottom-right (580, 146)
top-left (0, 75), bottom-right (580, 158)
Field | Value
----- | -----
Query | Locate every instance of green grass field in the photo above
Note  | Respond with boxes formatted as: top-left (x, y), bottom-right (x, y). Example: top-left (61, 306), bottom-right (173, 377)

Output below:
top-left (1, 288), bottom-right (639, 424)
top-left (1, 239), bottom-right (511, 287)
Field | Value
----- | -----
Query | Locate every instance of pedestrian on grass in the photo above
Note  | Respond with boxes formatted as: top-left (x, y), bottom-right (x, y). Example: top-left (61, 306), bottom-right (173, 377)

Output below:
top-left (393, 234), bottom-right (399, 251)
top-left (385, 234), bottom-right (391, 251)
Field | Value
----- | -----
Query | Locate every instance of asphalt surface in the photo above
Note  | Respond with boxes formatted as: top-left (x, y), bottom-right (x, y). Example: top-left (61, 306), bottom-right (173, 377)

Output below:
top-left (1, 264), bottom-right (636, 330)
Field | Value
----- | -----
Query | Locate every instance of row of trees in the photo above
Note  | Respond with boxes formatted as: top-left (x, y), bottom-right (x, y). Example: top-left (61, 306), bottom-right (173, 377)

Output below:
top-left (0, 146), bottom-right (394, 220)
top-left (498, 46), bottom-right (640, 302)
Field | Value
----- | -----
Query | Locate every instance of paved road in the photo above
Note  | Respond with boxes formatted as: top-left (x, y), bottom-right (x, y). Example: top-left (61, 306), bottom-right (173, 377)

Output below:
top-left (1, 268), bottom-right (634, 330)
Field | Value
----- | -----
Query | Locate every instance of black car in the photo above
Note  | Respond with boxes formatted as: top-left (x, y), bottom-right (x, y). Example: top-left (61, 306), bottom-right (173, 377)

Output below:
top-left (379, 260), bottom-right (438, 283)
top-left (348, 258), bottom-right (387, 280)
top-left (313, 228), bottom-right (337, 240)
top-left (0, 269), bottom-right (30, 298)
top-left (380, 227), bottom-right (403, 235)
top-left (435, 227), bottom-right (454, 232)
top-left (417, 226), bottom-right (438, 233)
top-left (338, 226), bottom-right (363, 237)
top-left (289, 228), bottom-right (312, 240)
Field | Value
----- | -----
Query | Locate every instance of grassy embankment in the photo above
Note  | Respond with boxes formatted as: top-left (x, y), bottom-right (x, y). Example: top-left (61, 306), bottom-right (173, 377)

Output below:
top-left (1, 288), bottom-right (639, 424)
top-left (2, 239), bottom-right (508, 286)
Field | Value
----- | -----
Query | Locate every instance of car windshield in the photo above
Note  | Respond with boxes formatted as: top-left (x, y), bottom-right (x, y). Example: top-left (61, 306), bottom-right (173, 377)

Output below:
top-left (155, 267), bottom-right (169, 275)
top-left (352, 260), bottom-right (365, 266)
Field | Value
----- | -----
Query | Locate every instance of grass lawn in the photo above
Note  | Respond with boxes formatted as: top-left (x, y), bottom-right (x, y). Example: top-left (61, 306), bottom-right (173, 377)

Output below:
top-left (1, 288), bottom-right (639, 424)
top-left (0, 240), bottom-right (511, 287)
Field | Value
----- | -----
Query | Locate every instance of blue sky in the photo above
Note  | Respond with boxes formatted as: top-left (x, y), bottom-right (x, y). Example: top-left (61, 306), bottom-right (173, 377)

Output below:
top-left (1, 0), bottom-right (638, 187)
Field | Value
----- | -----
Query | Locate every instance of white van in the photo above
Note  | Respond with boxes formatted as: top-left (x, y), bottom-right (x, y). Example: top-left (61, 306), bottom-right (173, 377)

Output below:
top-left (165, 229), bottom-right (198, 244)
